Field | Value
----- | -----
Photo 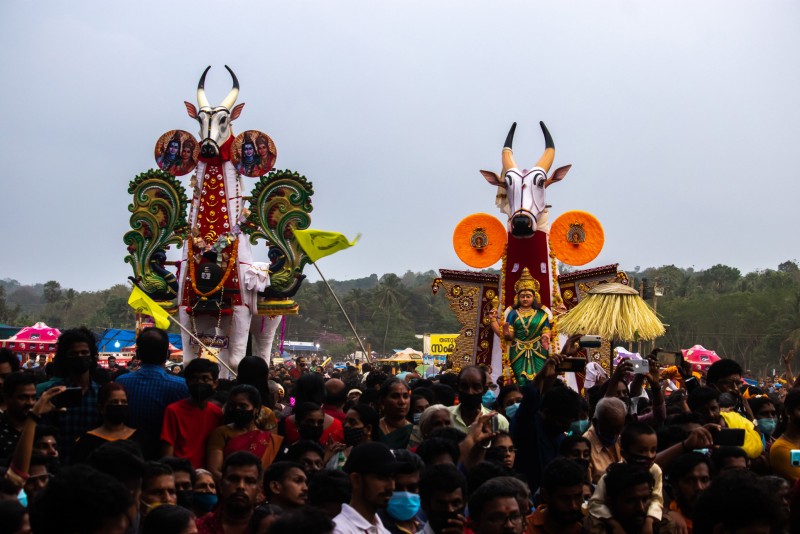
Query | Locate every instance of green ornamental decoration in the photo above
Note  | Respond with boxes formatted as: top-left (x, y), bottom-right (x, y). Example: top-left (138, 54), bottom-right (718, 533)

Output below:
top-left (124, 169), bottom-right (189, 307)
top-left (242, 169), bottom-right (313, 301)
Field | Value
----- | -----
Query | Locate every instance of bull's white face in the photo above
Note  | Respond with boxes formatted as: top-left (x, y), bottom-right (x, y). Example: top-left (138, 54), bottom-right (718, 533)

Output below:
top-left (481, 121), bottom-right (572, 238)
top-left (196, 106), bottom-right (233, 158)
top-left (504, 167), bottom-right (548, 237)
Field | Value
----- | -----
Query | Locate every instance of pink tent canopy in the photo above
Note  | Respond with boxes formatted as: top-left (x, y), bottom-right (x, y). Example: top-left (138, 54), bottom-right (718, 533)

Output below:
top-left (0, 322), bottom-right (61, 354)
top-left (682, 345), bottom-right (721, 371)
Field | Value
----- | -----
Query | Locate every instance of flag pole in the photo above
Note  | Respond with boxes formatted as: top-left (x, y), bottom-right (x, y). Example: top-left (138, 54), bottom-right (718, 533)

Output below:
top-left (166, 314), bottom-right (237, 378)
top-left (127, 281), bottom-right (237, 377)
top-left (310, 261), bottom-right (372, 363)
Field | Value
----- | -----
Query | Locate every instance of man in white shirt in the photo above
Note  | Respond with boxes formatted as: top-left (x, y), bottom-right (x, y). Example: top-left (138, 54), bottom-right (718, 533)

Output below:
top-left (333, 442), bottom-right (399, 534)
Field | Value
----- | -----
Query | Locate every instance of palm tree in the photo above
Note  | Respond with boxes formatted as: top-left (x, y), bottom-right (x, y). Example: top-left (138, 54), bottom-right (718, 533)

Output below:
top-left (372, 275), bottom-right (406, 355)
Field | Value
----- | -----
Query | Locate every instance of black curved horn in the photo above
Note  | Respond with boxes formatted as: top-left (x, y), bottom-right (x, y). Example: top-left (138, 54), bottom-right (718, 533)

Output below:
top-left (221, 65), bottom-right (240, 110)
top-left (225, 65), bottom-right (239, 91)
top-left (504, 122), bottom-right (517, 149)
top-left (197, 66), bottom-right (211, 109)
top-left (540, 121), bottom-right (554, 150)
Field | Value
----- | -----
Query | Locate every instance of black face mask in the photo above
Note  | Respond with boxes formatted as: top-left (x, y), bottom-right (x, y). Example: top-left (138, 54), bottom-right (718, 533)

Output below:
top-left (65, 356), bottom-right (91, 375)
top-left (458, 392), bottom-right (483, 412)
top-left (343, 426), bottom-right (365, 447)
top-left (189, 383), bottom-right (214, 402)
top-left (176, 490), bottom-right (194, 509)
top-left (229, 409), bottom-right (255, 428)
top-left (104, 404), bottom-right (128, 425)
top-left (299, 425), bottom-right (324, 442)
top-left (427, 510), bottom-right (462, 533)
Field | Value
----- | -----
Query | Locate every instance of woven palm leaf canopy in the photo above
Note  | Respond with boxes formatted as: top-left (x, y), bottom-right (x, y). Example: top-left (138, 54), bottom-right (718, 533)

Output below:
top-left (556, 283), bottom-right (665, 341)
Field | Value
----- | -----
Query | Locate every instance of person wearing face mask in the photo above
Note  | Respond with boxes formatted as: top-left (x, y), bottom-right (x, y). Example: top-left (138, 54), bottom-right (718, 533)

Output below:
top-left (161, 457), bottom-right (196, 512)
top-left (161, 359), bottom-right (223, 469)
top-left (378, 450), bottom-right (424, 534)
top-left (294, 402), bottom-right (328, 443)
top-left (207, 385), bottom-right (283, 482)
top-left (583, 397), bottom-right (627, 483)
top-left (449, 366), bottom-right (509, 434)
top-left (495, 385), bottom-right (522, 422)
top-left (72, 382), bottom-right (142, 464)
top-left (557, 435), bottom-right (592, 479)
top-left (192, 468), bottom-right (219, 517)
top-left (327, 404), bottom-right (379, 470)
top-left (588, 423), bottom-right (665, 533)
top-left (41, 327), bottom-right (103, 463)
top-left (749, 395), bottom-right (778, 451)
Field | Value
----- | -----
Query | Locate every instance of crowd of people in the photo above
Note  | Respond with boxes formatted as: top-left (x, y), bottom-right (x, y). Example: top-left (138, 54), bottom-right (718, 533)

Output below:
top-left (0, 326), bottom-right (798, 534)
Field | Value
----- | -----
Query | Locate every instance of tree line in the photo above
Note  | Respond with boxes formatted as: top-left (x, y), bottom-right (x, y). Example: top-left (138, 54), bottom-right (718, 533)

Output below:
top-left (1, 261), bottom-right (798, 370)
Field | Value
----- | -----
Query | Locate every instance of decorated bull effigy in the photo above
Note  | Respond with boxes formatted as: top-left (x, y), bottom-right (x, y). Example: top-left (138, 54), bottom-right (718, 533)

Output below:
top-left (440, 121), bottom-right (642, 384)
top-left (124, 66), bottom-right (314, 376)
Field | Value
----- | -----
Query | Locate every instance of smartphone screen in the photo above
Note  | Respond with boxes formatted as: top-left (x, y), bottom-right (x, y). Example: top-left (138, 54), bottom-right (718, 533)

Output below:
top-left (713, 428), bottom-right (745, 447)
top-left (51, 387), bottom-right (83, 408)
top-left (631, 360), bottom-right (650, 374)
top-left (557, 358), bottom-right (587, 373)
top-left (578, 335), bottom-right (601, 348)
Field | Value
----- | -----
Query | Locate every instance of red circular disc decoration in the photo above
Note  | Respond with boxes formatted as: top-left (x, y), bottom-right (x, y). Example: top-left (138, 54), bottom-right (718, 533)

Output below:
top-left (154, 130), bottom-right (199, 176)
top-left (452, 213), bottom-right (507, 268)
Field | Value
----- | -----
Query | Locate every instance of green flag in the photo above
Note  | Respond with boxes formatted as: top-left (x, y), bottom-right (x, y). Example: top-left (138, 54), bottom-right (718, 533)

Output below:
top-left (294, 229), bottom-right (360, 263)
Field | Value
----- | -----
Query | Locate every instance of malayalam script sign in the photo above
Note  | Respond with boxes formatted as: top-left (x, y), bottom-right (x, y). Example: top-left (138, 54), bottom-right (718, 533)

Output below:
top-left (425, 334), bottom-right (459, 356)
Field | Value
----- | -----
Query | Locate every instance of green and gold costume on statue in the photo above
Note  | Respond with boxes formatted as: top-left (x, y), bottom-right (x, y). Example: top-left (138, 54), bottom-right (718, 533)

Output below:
top-left (502, 268), bottom-right (551, 385)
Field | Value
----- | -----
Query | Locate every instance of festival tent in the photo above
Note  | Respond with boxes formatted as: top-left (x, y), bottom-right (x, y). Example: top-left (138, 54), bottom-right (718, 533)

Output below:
top-left (682, 345), bottom-right (721, 371)
top-left (96, 328), bottom-right (183, 353)
top-left (377, 348), bottom-right (424, 363)
top-left (0, 322), bottom-right (61, 354)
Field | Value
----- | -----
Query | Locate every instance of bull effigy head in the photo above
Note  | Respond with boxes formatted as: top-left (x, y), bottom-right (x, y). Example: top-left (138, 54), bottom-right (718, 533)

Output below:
top-left (480, 122), bottom-right (572, 238)
top-left (183, 65), bottom-right (245, 159)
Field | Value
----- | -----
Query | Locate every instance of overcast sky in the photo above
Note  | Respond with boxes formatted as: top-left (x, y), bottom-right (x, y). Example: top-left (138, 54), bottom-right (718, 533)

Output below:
top-left (1, 1), bottom-right (798, 291)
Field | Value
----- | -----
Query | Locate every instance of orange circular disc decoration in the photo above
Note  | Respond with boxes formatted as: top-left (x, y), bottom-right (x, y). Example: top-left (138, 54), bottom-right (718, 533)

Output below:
top-left (550, 210), bottom-right (605, 266)
top-left (453, 213), bottom-right (507, 268)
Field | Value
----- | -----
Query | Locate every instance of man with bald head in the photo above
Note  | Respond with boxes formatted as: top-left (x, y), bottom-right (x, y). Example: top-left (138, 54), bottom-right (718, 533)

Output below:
top-left (323, 378), bottom-right (347, 423)
top-left (584, 397), bottom-right (627, 483)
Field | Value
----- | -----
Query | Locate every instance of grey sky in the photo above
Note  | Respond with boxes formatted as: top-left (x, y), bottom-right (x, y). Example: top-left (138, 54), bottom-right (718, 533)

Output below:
top-left (1, 1), bottom-right (798, 291)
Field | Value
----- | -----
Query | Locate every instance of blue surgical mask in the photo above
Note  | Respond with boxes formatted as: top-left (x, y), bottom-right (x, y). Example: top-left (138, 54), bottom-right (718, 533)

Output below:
top-left (505, 402), bottom-right (520, 420)
top-left (193, 492), bottom-right (218, 514)
top-left (482, 390), bottom-right (497, 409)
top-left (387, 491), bottom-right (421, 521)
top-left (568, 419), bottom-right (590, 436)
top-left (756, 418), bottom-right (777, 436)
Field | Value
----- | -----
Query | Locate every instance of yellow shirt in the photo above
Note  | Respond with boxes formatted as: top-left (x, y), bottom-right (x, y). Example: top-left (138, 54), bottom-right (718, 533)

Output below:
top-left (769, 435), bottom-right (800, 482)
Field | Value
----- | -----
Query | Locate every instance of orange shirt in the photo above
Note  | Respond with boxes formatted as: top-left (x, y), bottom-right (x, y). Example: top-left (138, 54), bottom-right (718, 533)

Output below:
top-left (525, 506), bottom-right (584, 534)
top-left (584, 425), bottom-right (621, 484)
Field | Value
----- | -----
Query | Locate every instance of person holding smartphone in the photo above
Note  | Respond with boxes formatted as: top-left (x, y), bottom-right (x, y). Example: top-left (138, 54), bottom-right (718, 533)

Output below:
top-left (687, 386), bottom-right (763, 459)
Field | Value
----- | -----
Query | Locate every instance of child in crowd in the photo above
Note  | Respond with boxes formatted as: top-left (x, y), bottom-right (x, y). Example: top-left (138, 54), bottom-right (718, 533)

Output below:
top-left (588, 422), bottom-right (664, 532)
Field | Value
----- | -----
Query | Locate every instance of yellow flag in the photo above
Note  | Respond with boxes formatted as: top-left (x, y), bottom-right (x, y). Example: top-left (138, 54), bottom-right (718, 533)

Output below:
top-left (293, 229), bottom-right (360, 263)
top-left (127, 285), bottom-right (171, 330)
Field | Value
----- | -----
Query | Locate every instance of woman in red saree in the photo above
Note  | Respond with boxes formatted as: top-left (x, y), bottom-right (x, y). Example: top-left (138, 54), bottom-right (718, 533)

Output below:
top-left (207, 384), bottom-right (282, 482)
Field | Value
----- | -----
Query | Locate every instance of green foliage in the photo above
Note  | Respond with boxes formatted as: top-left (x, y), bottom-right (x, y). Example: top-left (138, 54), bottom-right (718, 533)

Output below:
top-left (629, 261), bottom-right (800, 373)
top-left (4, 260), bottom-right (800, 367)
